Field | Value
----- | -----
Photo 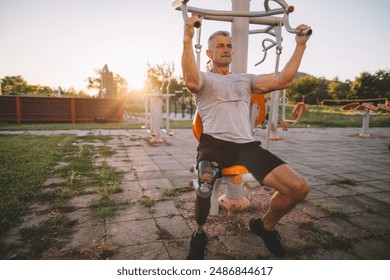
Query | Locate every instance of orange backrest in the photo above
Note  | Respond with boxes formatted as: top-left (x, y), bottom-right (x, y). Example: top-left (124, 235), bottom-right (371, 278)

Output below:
top-left (192, 109), bottom-right (203, 142)
top-left (292, 102), bottom-right (306, 119)
top-left (250, 94), bottom-right (266, 127)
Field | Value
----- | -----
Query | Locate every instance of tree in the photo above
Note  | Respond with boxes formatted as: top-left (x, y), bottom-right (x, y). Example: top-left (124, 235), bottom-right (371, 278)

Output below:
top-left (0, 75), bottom-right (55, 95)
top-left (114, 74), bottom-right (128, 98)
top-left (316, 77), bottom-right (331, 103)
top-left (86, 66), bottom-right (128, 98)
top-left (1, 75), bottom-right (30, 95)
top-left (349, 69), bottom-right (390, 101)
top-left (372, 69), bottom-right (390, 99)
top-left (146, 61), bottom-right (174, 92)
top-left (62, 87), bottom-right (89, 97)
top-left (288, 75), bottom-right (320, 104)
top-left (350, 72), bottom-right (375, 99)
top-left (327, 77), bottom-right (350, 100)
top-left (145, 61), bottom-right (185, 95)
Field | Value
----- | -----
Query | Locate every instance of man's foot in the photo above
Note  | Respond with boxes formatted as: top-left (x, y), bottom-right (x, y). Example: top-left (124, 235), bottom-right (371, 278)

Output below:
top-left (187, 231), bottom-right (208, 260)
top-left (249, 218), bottom-right (286, 257)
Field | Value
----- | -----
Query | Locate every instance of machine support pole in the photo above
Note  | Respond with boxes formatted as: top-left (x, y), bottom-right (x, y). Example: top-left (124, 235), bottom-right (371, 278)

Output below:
top-left (224, 0), bottom-right (251, 206)
top-left (230, 0), bottom-right (250, 74)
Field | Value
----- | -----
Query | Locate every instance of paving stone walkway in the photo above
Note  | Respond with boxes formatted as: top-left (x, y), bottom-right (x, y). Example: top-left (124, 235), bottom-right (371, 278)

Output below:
top-left (1, 127), bottom-right (389, 259)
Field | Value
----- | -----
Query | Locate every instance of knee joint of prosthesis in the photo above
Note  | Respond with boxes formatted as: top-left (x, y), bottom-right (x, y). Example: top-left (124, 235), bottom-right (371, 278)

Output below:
top-left (197, 160), bottom-right (219, 198)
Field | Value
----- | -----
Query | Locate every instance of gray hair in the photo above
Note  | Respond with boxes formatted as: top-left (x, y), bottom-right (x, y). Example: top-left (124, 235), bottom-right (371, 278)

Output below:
top-left (208, 30), bottom-right (231, 49)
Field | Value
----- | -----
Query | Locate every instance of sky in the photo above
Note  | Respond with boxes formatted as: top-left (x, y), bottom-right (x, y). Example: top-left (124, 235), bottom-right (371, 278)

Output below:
top-left (0, 0), bottom-right (389, 95)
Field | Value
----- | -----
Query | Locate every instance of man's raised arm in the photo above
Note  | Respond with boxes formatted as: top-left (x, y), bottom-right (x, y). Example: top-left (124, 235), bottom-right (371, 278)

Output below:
top-left (254, 24), bottom-right (311, 94)
top-left (182, 14), bottom-right (202, 93)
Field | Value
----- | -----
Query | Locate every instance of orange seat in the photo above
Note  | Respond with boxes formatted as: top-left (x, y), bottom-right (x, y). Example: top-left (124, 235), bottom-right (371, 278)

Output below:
top-left (378, 103), bottom-right (390, 112)
top-left (342, 102), bottom-right (360, 111)
top-left (221, 165), bottom-right (249, 185)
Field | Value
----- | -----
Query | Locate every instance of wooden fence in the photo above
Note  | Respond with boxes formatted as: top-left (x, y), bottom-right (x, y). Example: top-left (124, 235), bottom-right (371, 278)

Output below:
top-left (0, 96), bottom-right (124, 124)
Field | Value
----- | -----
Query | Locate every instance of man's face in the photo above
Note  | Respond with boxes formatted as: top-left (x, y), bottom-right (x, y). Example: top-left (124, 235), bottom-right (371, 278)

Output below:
top-left (208, 35), bottom-right (233, 67)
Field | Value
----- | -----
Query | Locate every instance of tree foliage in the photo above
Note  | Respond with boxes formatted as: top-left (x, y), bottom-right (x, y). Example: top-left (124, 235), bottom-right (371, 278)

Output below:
top-left (85, 68), bottom-right (128, 98)
top-left (1, 75), bottom-right (87, 96)
top-left (284, 68), bottom-right (389, 104)
top-left (327, 77), bottom-right (351, 100)
top-left (1, 76), bottom-right (53, 95)
top-left (2, 67), bottom-right (388, 104)
top-left (145, 61), bottom-right (184, 94)
top-left (145, 61), bottom-right (174, 91)
top-left (288, 75), bottom-right (320, 103)
top-left (350, 69), bottom-right (390, 100)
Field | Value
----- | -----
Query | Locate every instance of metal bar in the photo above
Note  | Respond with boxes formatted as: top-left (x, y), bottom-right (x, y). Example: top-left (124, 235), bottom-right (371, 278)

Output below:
top-left (173, 5), bottom-right (286, 18)
top-left (264, 24), bottom-right (283, 149)
top-left (254, 38), bottom-right (277, 66)
top-left (172, 1), bottom-right (311, 34)
top-left (203, 14), bottom-right (282, 26)
top-left (165, 78), bottom-right (171, 130)
top-left (172, 0), bottom-right (200, 28)
top-left (263, 0), bottom-right (312, 35)
top-left (195, 25), bottom-right (202, 68)
top-left (249, 25), bottom-right (274, 35)
top-left (283, 12), bottom-right (312, 35)
top-left (264, 0), bottom-right (290, 11)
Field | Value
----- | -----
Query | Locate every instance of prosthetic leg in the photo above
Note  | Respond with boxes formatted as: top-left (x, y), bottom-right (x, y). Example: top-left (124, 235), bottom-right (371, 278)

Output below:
top-left (195, 160), bottom-right (219, 230)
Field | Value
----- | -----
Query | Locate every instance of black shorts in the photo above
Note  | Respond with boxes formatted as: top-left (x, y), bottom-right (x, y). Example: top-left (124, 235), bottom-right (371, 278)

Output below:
top-left (197, 134), bottom-right (285, 183)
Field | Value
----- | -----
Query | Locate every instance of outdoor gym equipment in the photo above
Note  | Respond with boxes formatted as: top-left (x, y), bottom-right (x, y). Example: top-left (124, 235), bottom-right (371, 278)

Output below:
top-left (342, 101), bottom-right (390, 138)
top-left (144, 77), bottom-right (175, 143)
top-left (173, 0), bottom-right (311, 75)
top-left (280, 90), bottom-right (306, 125)
top-left (173, 0), bottom-right (311, 214)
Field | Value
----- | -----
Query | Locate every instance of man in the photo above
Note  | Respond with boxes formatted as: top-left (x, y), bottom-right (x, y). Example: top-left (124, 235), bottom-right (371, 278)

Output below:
top-left (182, 14), bottom-right (311, 259)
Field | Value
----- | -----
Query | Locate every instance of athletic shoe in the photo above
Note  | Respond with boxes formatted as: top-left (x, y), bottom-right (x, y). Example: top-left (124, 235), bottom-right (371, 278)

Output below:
top-left (249, 218), bottom-right (286, 257)
top-left (186, 231), bottom-right (208, 260)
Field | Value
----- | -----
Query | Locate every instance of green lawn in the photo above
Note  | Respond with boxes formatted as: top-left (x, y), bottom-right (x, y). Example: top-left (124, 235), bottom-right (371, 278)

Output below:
top-left (1, 105), bottom-right (389, 130)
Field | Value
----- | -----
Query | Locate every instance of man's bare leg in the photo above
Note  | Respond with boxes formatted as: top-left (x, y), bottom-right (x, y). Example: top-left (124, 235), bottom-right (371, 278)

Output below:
top-left (262, 164), bottom-right (309, 231)
top-left (249, 164), bottom-right (309, 257)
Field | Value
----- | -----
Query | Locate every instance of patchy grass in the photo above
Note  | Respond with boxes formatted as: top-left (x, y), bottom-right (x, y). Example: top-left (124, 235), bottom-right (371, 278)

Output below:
top-left (140, 198), bottom-right (156, 208)
top-left (77, 134), bottom-right (113, 143)
top-left (308, 225), bottom-right (355, 251)
top-left (0, 134), bottom-right (125, 259)
top-left (0, 134), bottom-right (76, 234)
top-left (163, 187), bottom-right (192, 197)
top-left (291, 223), bottom-right (356, 257)
top-left (315, 204), bottom-right (348, 219)
top-left (140, 198), bottom-right (157, 214)
top-left (19, 215), bottom-right (77, 259)
top-left (330, 179), bottom-right (357, 186)
top-left (88, 196), bottom-right (118, 219)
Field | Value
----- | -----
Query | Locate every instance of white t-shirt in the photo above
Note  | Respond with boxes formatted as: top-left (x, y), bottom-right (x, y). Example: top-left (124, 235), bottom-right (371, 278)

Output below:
top-left (194, 71), bottom-right (259, 143)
